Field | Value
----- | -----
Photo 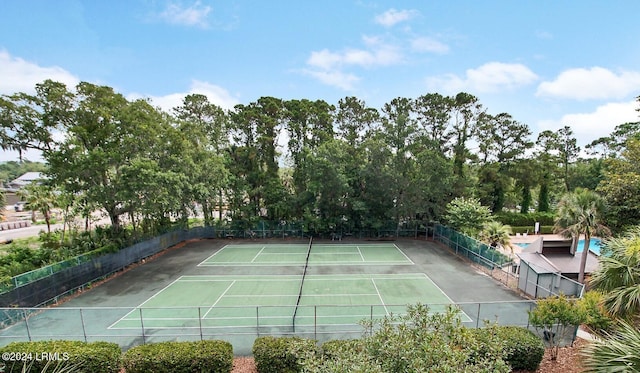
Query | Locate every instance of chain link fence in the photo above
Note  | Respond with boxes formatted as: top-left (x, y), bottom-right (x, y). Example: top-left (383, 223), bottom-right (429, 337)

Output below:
top-left (1, 300), bottom-right (569, 355)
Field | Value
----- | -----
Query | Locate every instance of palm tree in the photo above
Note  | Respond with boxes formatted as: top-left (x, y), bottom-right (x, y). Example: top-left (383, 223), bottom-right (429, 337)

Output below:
top-left (17, 183), bottom-right (57, 233)
top-left (590, 226), bottom-right (640, 321)
top-left (554, 188), bottom-right (610, 283)
top-left (479, 221), bottom-right (512, 252)
top-left (582, 320), bottom-right (640, 372)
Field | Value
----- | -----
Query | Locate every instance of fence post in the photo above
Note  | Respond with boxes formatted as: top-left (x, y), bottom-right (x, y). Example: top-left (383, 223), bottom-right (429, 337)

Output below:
top-left (476, 303), bottom-right (481, 328)
top-left (23, 309), bottom-right (32, 341)
top-left (79, 308), bottom-right (88, 342)
top-left (314, 306), bottom-right (317, 341)
top-left (256, 307), bottom-right (260, 337)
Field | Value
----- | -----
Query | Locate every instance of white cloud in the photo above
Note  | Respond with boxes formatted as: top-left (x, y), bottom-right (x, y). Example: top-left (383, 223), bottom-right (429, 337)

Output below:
top-left (304, 35), bottom-right (403, 90)
top-left (307, 49), bottom-right (344, 70)
top-left (427, 62), bottom-right (538, 93)
top-left (374, 8), bottom-right (419, 27)
top-left (158, 1), bottom-right (212, 28)
top-left (537, 100), bottom-right (639, 147)
top-left (0, 50), bottom-right (79, 95)
top-left (129, 80), bottom-right (240, 112)
top-left (410, 37), bottom-right (449, 54)
top-left (536, 67), bottom-right (640, 100)
top-left (301, 69), bottom-right (359, 91)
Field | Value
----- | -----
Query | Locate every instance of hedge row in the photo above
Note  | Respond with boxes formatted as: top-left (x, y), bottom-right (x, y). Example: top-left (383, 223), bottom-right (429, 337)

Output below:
top-left (123, 340), bottom-right (233, 373)
top-left (252, 326), bottom-right (545, 372)
top-left (510, 225), bottom-right (555, 234)
top-left (0, 340), bottom-right (233, 373)
top-left (471, 326), bottom-right (545, 371)
top-left (495, 212), bottom-right (556, 226)
top-left (252, 336), bottom-right (317, 373)
top-left (0, 341), bottom-right (122, 373)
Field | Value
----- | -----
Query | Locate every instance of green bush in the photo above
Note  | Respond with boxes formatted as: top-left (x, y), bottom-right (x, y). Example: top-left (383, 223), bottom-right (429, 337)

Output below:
top-left (495, 212), bottom-right (556, 227)
top-left (510, 225), bottom-right (554, 234)
top-left (0, 340), bottom-right (121, 373)
top-left (471, 326), bottom-right (544, 371)
top-left (122, 340), bottom-right (232, 373)
top-left (320, 339), bottom-right (363, 360)
top-left (252, 336), bottom-right (317, 373)
top-left (578, 291), bottom-right (614, 334)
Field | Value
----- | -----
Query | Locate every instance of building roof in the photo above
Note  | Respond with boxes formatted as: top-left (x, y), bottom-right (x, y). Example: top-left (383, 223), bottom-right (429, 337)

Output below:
top-left (517, 250), bottom-right (600, 275)
top-left (8, 172), bottom-right (43, 188)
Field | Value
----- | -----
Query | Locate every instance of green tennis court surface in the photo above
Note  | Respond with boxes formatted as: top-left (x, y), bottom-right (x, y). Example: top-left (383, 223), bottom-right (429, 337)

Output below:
top-left (109, 273), bottom-right (469, 330)
top-left (198, 243), bottom-right (413, 266)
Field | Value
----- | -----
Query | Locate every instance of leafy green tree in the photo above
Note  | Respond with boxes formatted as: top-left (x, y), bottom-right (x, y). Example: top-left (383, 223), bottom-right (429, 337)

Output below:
top-left (582, 320), bottom-right (640, 373)
top-left (304, 139), bottom-right (351, 234)
top-left (229, 97), bottom-right (286, 222)
top-left (173, 94), bottom-right (230, 224)
top-left (554, 188), bottom-right (610, 283)
top-left (475, 112), bottom-right (533, 212)
top-left (413, 92), bottom-right (453, 154)
top-left (586, 121), bottom-right (640, 158)
top-left (528, 295), bottom-right (587, 361)
top-left (334, 97), bottom-right (379, 229)
top-left (535, 130), bottom-right (561, 212)
top-left (597, 139), bottom-right (640, 231)
top-left (590, 226), bottom-right (640, 321)
top-left (379, 97), bottom-right (418, 226)
top-left (444, 197), bottom-right (493, 237)
top-left (449, 93), bottom-right (483, 195)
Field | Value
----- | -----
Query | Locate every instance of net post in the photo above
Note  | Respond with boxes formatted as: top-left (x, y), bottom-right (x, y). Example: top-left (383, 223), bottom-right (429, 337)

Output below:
top-left (198, 307), bottom-right (203, 341)
top-left (292, 236), bottom-right (313, 333)
top-left (256, 306), bottom-right (260, 337)
top-left (139, 308), bottom-right (146, 345)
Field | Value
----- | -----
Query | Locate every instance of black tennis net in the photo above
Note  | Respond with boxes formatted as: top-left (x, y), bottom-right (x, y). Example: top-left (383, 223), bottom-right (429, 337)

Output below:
top-left (292, 236), bottom-right (312, 331)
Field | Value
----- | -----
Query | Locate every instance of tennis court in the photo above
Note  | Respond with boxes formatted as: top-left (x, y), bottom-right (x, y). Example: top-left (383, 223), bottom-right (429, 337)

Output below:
top-left (108, 272), bottom-right (467, 331)
top-left (198, 243), bottom-right (413, 266)
top-left (0, 239), bottom-right (533, 355)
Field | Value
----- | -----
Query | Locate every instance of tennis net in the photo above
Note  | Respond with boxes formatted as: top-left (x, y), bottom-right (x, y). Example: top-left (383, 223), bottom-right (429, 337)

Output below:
top-left (292, 236), bottom-right (312, 331)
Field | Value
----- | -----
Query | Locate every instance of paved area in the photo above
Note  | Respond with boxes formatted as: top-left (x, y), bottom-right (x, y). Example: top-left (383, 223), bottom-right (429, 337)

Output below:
top-left (1, 238), bottom-right (533, 355)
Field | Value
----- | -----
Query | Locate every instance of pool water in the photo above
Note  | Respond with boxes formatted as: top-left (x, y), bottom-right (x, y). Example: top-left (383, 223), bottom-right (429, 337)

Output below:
top-left (515, 238), bottom-right (602, 255)
top-left (576, 238), bottom-right (601, 254)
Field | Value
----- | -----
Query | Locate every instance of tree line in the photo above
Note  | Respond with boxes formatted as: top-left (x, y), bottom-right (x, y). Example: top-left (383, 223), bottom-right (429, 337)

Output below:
top-left (1, 80), bottom-right (639, 237)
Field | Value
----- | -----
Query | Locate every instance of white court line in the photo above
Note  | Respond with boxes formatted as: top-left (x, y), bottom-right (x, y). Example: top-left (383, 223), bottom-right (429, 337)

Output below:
top-left (202, 280), bottom-right (236, 319)
top-left (107, 276), bottom-right (185, 329)
top-left (393, 243), bottom-right (415, 264)
top-left (197, 245), bottom-right (231, 267)
top-left (370, 279), bottom-right (390, 315)
top-left (250, 247), bottom-right (266, 263)
top-left (356, 246), bottom-right (365, 261)
top-left (223, 293), bottom-right (379, 298)
top-left (178, 274), bottom-right (429, 281)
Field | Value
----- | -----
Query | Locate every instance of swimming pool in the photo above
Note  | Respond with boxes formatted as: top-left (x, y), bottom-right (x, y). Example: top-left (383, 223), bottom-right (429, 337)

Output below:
top-left (515, 238), bottom-right (602, 255)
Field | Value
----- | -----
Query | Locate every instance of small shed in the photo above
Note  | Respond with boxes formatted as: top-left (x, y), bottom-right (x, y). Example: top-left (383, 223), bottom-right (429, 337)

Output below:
top-left (516, 237), bottom-right (593, 298)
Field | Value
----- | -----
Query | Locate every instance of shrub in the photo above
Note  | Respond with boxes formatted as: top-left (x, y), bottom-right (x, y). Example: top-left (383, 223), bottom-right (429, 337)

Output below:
top-left (320, 339), bottom-right (363, 360)
top-left (0, 340), bottom-right (121, 373)
top-left (529, 295), bottom-right (587, 360)
top-left (472, 326), bottom-right (545, 371)
top-left (252, 336), bottom-right (317, 373)
top-left (495, 212), bottom-right (556, 226)
top-left (578, 291), bottom-right (614, 334)
top-left (122, 340), bottom-right (232, 373)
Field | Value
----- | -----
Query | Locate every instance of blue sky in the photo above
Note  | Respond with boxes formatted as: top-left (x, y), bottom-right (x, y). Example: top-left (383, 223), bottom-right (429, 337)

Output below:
top-left (1, 1), bottom-right (639, 162)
